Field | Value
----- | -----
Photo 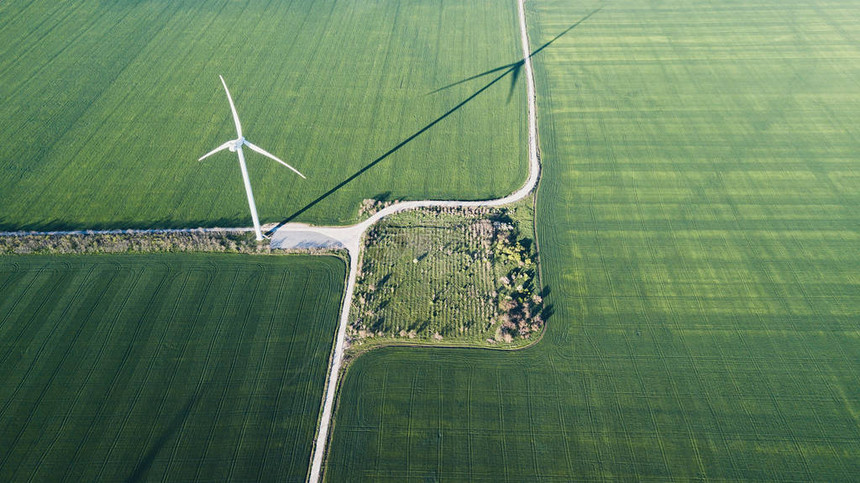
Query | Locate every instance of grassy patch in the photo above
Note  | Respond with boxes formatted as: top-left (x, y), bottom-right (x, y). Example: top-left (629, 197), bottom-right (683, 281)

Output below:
top-left (0, 254), bottom-right (344, 481)
top-left (348, 199), bottom-right (543, 352)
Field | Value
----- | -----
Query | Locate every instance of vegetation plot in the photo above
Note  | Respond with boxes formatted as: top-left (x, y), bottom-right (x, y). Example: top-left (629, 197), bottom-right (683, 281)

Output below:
top-left (0, 0), bottom-right (526, 230)
top-left (349, 201), bottom-right (543, 350)
top-left (0, 254), bottom-right (344, 481)
top-left (326, 0), bottom-right (860, 480)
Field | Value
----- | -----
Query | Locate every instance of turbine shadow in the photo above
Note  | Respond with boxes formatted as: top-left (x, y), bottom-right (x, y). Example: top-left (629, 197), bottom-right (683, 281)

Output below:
top-left (427, 6), bottom-right (603, 96)
top-left (270, 7), bottom-right (603, 232)
top-left (427, 61), bottom-right (523, 95)
top-left (507, 61), bottom-right (523, 104)
top-left (272, 66), bottom-right (517, 228)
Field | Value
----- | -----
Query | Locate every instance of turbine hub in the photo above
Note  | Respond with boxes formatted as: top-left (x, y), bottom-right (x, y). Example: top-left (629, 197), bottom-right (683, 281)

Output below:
top-left (229, 137), bottom-right (245, 152)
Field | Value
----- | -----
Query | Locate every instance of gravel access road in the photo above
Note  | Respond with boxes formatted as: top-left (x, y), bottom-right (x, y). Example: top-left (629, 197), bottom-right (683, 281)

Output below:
top-left (281, 0), bottom-right (541, 479)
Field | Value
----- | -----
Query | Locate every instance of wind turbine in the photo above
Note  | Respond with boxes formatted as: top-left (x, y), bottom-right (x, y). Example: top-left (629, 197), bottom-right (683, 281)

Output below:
top-left (199, 75), bottom-right (305, 241)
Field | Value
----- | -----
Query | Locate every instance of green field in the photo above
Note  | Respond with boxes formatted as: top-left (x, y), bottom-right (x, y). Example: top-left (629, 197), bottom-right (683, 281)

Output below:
top-left (0, 0), bottom-right (525, 231)
top-left (325, 0), bottom-right (860, 480)
top-left (0, 254), bottom-right (344, 481)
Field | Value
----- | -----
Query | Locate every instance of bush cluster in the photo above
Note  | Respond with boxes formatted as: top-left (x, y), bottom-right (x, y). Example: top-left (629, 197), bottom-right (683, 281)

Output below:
top-left (0, 231), bottom-right (338, 256)
top-left (349, 203), bottom-right (544, 347)
top-left (489, 216), bottom-right (544, 341)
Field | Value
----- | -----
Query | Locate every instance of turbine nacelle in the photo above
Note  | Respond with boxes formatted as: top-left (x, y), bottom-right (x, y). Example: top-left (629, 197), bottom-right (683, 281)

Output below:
top-left (229, 137), bottom-right (246, 152)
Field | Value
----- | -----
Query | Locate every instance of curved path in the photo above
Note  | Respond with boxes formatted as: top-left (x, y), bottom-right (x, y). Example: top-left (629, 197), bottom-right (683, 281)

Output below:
top-left (283, 0), bottom-right (541, 480)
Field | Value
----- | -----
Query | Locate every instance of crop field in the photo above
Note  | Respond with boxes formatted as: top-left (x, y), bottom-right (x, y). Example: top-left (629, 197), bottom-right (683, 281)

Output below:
top-left (0, 254), bottom-right (344, 481)
top-left (0, 0), bottom-right (526, 231)
top-left (348, 202), bottom-right (541, 350)
top-left (325, 0), bottom-right (860, 480)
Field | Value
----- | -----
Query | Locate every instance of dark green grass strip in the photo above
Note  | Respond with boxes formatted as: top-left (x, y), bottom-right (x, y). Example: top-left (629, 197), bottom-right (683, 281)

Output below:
top-left (0, 254), bottom-right (344, 481)
top-left (325, 0), bottom-right (860, 480)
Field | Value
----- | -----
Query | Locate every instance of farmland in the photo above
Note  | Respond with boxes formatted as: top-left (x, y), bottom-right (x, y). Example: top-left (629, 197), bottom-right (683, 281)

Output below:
top-left (325, 0), bottom-right (860, 480)
top-left (0, 0), bottom-right (525, 231)
top-left (3, 0), bottom-right (859, 480)
top-left (0, 254), bottom-right (344, 481)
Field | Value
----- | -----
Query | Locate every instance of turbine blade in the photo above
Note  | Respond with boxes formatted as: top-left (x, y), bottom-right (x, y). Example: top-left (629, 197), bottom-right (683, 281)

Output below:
top-left (198, 141), bottom-right (233, 161)
top-left (219, 75), bottom-right (243, 138)
top-left (244, 141), bottom-right (306, 179)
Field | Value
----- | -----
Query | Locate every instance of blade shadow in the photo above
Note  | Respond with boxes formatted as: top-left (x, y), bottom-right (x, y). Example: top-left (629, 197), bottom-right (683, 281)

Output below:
top-left (428, 6), bottom-right (603, 96)
top-left (507, 61), bottom-right (523, 104)
top-left (529, 6), bottom-right (603, 59)
top-left (269, 6), bottom-right (603, 232)
top-left (427, 61), bottom-right (523, 95)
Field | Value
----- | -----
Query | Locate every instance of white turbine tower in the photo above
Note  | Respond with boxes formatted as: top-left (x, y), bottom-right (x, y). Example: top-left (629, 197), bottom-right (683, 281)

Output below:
top-left (199, 75), bottom-right (305, 241)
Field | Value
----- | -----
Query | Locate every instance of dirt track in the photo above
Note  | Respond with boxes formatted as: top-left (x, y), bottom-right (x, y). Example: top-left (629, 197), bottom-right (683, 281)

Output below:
top-left (290, 0), bottom-right (540, 479)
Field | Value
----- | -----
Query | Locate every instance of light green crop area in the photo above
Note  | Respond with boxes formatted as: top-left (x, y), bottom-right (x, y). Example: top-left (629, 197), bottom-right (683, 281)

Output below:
top-left (325, 0), bottom-right (860, 480)
top-left (0, 254), bottom-right (344, 481)
top-left (0, 0), bottom-right (526, 230)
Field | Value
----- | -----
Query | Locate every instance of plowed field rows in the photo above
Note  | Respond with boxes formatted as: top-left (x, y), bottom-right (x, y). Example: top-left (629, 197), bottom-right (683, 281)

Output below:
top-left (0, 254), bottom-right (344, 481)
